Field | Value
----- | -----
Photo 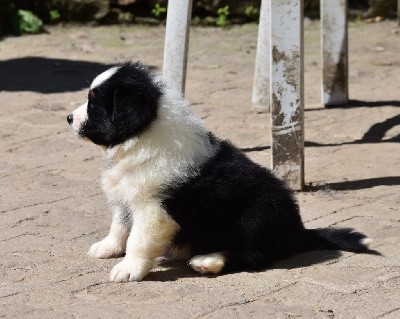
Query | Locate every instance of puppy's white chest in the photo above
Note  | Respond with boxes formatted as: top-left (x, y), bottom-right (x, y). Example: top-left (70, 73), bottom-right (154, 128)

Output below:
top-left (101, 165), bottom-right (134, 203)
top-left (102, 169), bottom-right (122, 191)
top-left (101, 160), bottom-right (158, 206)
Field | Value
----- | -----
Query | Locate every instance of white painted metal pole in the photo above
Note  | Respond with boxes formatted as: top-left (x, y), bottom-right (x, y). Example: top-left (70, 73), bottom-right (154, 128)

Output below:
top-left (252, 0), bottom-right (271, 113)
top-left (163, 0), bottom-right (193, 95)
top-left (270, 0), bottom-right (304, 190)
top-left (321, 0), bottom-right (348, 106)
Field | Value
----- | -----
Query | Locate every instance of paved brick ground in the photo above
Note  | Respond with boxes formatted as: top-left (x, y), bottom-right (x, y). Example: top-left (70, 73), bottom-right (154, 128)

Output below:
top-left (1, 22), bottom-right (399, 318)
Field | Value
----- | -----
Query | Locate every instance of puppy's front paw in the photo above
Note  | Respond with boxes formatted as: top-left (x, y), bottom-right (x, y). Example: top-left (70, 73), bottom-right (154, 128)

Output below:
top-left (110, 257), bottom-right (153, 282)
top-left (88, 236), bottom-right (125, 259)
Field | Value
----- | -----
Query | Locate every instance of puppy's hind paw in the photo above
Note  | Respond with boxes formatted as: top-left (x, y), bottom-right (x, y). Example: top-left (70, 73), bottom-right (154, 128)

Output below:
top-left (189, 253), bottom-right (225, 275)
top-left (88, 236), bottom-right (125, 259)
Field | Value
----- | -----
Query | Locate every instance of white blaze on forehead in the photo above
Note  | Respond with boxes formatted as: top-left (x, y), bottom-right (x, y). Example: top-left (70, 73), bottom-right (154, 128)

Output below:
top-left (91, 66), bottom-right (120, 89)
top-left (71, 102), bottom-right (88, 133)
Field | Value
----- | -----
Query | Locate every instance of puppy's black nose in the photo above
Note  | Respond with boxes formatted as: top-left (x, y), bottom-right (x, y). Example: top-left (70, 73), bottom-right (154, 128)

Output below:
top-left (67, 114), bottom-right (73, 125)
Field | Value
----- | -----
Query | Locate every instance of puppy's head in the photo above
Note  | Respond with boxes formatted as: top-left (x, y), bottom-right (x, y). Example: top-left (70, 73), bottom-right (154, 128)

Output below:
top-left (67, 62), bottom-right (161, 148)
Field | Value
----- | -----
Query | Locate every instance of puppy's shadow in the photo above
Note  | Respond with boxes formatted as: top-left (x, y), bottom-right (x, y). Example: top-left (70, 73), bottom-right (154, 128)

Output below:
top-left (145, 260), bottom-right (202, 282)
top-left (272, 250), bottom-right (343, 269)
top-left (271, 247), bottom-right (380, 270)
top-left (145, 250), bottom-right (348, 281)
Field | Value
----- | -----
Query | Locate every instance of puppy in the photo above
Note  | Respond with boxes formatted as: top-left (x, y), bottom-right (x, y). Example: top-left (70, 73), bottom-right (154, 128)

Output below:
top-left (67, 62), bottom-right (372, 282)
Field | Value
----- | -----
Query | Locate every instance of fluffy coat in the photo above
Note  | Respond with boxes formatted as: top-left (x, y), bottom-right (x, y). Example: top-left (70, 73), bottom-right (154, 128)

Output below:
top-left (67, 62), bottom-right (372, 282)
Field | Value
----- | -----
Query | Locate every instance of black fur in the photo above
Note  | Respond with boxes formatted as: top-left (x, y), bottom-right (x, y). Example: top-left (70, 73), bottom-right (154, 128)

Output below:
top-left (79, 62), bottom-right (161, 147)
top-left (161, 137), bottom-right (373, 273)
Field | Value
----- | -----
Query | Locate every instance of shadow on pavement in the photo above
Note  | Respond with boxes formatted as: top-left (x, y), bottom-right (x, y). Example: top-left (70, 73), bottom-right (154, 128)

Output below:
top-left (307, 176), bottom-right (400, 191)
top-left (273, 250), bottom-right (342, 269)
top-left (242, 100), bottom-right (400, 154)
top-left (0, 57), bottom-right (112, 93)
top-left (144, 248), bottom-right (371, 281)
top-left (325, 99), bottom-right (400, 109)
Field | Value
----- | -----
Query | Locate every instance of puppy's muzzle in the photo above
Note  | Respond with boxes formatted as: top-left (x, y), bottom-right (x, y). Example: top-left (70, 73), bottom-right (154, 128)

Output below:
top-left (67, 114), bottom-right (73, 125)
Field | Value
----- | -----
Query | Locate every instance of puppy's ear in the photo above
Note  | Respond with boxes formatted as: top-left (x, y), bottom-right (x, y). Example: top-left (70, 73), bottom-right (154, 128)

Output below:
top-left (112, 88), bottom-right (131, 122)
top-left (112, 87), bottom-right (158, 138)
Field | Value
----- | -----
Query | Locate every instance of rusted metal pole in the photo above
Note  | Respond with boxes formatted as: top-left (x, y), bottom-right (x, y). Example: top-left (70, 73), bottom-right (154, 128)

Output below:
top-left (163, 0), bottom-right (193, 95)
top-left (252, 0), bottom-right (271, 113)
top-left (270, 0), bottom-right (304, 190)
top-left (321, 0), bottom-right (348, 106)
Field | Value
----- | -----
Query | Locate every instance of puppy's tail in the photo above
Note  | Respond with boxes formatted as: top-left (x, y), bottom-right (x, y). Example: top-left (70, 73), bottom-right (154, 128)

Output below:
top-left (303, 227), bottom-right (375, 254)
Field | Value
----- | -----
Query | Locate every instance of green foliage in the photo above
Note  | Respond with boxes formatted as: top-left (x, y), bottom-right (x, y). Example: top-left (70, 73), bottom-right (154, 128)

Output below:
top-left (14, 10), bottom-right (43, 34)
top-left (0, 0), bottom-right (397, 33)
top-left (0, 3), bottom-right (43, 35)
top-left (49, 9), bottom-right (60, 22)
top-left (119, 11), bottom-right (134, 23)
top-left (216, 5), bottom-right (229, 27)
top-left (192, 16), bottom-right (201, 25)
top-left (244, 5), bottom-right (258, 18)
top-left (151, 3), bottom-right (167, 19)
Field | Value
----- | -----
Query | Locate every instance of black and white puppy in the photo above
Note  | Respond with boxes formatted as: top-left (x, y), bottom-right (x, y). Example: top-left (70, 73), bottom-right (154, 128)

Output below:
top-left (67, 62), bottom-right (372, 282)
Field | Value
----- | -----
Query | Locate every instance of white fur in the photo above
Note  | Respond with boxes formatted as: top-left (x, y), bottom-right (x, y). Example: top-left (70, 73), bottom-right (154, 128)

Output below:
top-left (90, 66), bottom-right (120, 89)
top-left (189, 253), bottom-right (226, 274)
top-left (84, 80), bottom-right (219, 282)
top-left (360, 237), bottom-right (373, 247)
top-left (71, 102), bottom-right (87, 134)
top-left (110, 204), bottom-right (180, 282)
top-left (88, 207), bottom-right (129, 258)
